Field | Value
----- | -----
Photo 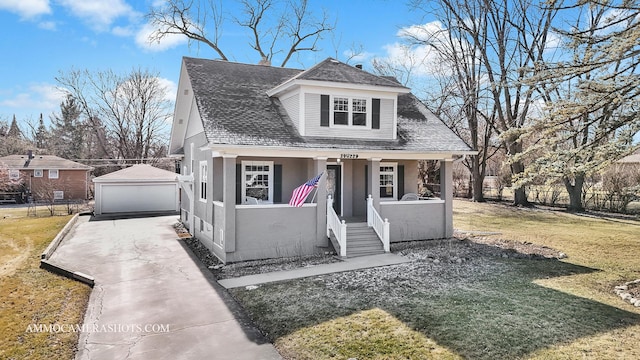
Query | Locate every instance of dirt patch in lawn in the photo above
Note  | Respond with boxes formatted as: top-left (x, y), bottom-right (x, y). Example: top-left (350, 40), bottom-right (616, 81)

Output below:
top-left (176, 217), bottom-right (568, 281)
top-left (455, 231), bottom-right (567, 260)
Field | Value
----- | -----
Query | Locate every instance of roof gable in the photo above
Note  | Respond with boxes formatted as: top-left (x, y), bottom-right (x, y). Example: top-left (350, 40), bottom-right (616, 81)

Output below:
top-left (294, 58), bottom-right (408, 88)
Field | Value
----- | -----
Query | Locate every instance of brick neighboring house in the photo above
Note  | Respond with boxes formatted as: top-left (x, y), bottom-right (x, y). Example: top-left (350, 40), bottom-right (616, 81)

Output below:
top-left (0, 153), bottom-right (93, 202)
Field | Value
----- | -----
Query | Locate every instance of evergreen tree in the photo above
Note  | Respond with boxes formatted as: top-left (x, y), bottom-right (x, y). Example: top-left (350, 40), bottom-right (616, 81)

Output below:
top-left (0, 115), bottom-right (31, 156)
top-left (8, 115), bottom-right (22, 138)
top-left (50, 94), bottom-right (85, 159)
top-left (34, 113), bottom-right (49, 150)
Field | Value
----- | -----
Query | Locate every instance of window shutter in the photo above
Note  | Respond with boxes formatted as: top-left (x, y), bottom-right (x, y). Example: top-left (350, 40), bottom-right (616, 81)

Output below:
top-left (320, 95), bottom-right (330, 127)
top-left (364, 164), bottom-right (368, 199)
top-left (397, 165), bottom-right (404, 199)
top-left (372, 98), bottom-right (380, 129)
top-left (235, 164), bottom-right (242, 205)
top-left (274, 164), bottom-right (282, 203)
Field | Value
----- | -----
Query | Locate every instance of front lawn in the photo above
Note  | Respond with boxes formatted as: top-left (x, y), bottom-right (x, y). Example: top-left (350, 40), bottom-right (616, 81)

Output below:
top-left (0, 207), bottom-right (91, 360)
top-left (229, 200), bottom-right (640, 359)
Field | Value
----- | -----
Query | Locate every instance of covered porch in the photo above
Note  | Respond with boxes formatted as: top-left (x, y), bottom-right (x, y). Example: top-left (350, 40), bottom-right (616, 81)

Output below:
top-left (179, 149), bottom-right (456, 263)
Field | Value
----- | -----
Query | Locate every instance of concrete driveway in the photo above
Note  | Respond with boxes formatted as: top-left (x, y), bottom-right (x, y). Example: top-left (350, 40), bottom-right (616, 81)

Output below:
top-left (49, 215), bottom-right (281, 360)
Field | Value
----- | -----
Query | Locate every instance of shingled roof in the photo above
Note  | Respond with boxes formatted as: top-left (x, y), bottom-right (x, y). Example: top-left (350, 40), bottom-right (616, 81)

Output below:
top-left (292, 58), bottom-right (408, 89)
top-left (182, 57), bottom-right (472, 153)
top-left (0, 154), bottom-right (92, 170)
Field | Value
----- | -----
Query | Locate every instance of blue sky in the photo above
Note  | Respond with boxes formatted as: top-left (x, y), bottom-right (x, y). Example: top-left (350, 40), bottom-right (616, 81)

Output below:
top-left (0, 0), bottom-right (425, 126)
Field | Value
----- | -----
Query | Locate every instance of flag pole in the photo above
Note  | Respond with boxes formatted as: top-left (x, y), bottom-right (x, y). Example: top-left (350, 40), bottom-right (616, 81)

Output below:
top-left (309, 173), bottom-right (323, 203)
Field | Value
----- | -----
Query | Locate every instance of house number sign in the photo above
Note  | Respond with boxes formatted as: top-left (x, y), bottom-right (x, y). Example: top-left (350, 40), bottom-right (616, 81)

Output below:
top-left (340, 154), bottom-right (359, 159)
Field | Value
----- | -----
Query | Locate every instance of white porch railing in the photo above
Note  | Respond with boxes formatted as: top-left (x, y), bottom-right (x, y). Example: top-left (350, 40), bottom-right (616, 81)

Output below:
top-left (367, 195), bottom-right (390, 252)
top-left (327, 195), bottom-right (347, 257)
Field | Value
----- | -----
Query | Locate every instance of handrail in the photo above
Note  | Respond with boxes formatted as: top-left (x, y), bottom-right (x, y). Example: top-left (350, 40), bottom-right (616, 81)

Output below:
top-left (367, 195), bottom-right (390, 252)
top-left (327, 195), bottom-right (347, 257)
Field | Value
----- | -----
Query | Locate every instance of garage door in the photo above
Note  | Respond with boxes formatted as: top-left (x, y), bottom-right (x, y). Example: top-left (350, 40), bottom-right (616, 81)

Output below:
top-left (100, 183), bottom-right (178, 214)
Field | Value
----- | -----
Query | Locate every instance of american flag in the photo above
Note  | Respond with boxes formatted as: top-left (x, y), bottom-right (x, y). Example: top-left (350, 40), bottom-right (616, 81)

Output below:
top-left (289, 172), bottom-right (323, 207)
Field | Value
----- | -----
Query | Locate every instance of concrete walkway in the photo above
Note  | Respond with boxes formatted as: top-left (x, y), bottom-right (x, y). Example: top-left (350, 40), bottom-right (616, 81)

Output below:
top-left (49, 215), bottom-right (281, 360)
top-left (218, 253), bottom-right (411, 289)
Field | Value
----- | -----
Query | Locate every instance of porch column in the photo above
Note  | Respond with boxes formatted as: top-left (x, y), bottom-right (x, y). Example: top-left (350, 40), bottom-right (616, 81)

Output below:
top-left (222, 154), bottom-right (237, 252)
top-left (315, 157), bottom-right (328, 246)
top-left (440, 159), bottom-right (454, 237)
top-left (367, 158), bottom-right (381, 210)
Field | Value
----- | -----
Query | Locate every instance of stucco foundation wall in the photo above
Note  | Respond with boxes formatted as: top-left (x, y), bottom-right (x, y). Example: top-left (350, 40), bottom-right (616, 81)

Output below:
top-left (211, 202), bottom-right (226, 262)
top-left (228, 205), bottom-right (318, 262)
top-left (380, 201), bottom-right (446, 241)
top-left (194, 215), bottom-right (214, 251)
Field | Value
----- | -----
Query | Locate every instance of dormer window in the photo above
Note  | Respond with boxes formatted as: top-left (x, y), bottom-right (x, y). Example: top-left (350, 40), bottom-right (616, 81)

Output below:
top-left (333, 97), bottom-right (349, 125)
top-left (320, 94), bottom-right (382, 130)
top-left (352, 99), bottom-right (367, 126)
top-left (333, 97), bottom-right (367, 126)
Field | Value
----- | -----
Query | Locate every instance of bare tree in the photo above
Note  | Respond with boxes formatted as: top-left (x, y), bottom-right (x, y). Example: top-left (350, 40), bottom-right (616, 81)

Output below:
top-left (409, 0), bottom-right (560, 206)
top-left (0, 162), bottom-right (25, 193)
top-left (146, 0), bottom-right (335, 66)
top-left (391, 13), bottom-right (500, 202)
top-left (56, 68), bottom-right (171, 162)
top-left (147, 0), bottom-right (227, 60)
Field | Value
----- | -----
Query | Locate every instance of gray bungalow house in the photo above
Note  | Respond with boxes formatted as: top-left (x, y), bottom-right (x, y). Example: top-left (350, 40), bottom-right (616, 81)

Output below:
top-left (169, 57), bottom-right (474, 263)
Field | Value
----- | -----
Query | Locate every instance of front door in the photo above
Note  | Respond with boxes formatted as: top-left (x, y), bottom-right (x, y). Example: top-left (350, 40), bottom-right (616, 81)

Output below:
top-left (326, 165), bottom-right (342, 215)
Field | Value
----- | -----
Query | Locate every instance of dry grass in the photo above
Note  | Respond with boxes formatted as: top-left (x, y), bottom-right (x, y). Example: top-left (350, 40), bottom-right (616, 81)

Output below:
top-left (278, 308), bottom-right (461, 360)
top-left (0, 207), bottom-right (91, 360)
top-left (229, 200), bottom-right (640, 360)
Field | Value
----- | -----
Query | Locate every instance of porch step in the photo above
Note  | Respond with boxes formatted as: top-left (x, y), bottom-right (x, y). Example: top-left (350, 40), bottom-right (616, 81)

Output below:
top-left (329, 222), bottom-right (386, 258)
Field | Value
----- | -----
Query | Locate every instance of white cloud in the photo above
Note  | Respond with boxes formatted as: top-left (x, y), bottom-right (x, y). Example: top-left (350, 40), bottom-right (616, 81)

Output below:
top-left (112, 25), bottom-right (134, 37)
top-left (135, 22), bottom-right (187, 52)
top-left (342, 50), bottom-right (374, 64)
top-left (376, 22), bottom-right (448, 79)
top-left (397, 21), bottom-right (448, 43)
top-left (156, 77), bottom-right (177, 102)
top-left (0, 83), bottom-right (67, 116)
top-left (58, 0), bottom-right (137, 31)
top-left (376, 21), bottom-right (479, 80)
top-left (0, 0), bottom-right (51, 19)
top-left (38, 20), bottom-right (56, 30)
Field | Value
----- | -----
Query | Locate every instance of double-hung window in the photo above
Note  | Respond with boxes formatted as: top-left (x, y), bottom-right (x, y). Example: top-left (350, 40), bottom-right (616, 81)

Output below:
top-left (333, 97), bottom-right (367, 126)
top-left (242, 161), bottom-right (273, 203)
top-left (352, 99), bottom-right (367, 126)
top-left (333, 97), bottom-right (349, 125)
top-left (379, 163), bottom-right (397, 199)
top-left (48, 169), bottom-right (59, 179)
top-left (199, 161), bottom-right (207, 201)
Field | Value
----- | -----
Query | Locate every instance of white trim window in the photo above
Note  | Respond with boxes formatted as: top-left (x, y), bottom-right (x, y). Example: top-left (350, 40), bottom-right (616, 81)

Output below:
top-left (34, 169), bottom-right (43, 177)
top-left (333, 96), bottom-right (367, 127)
top-left (379, 163), bottom-right (397, 199)
top-left (8, 169), bottom-right (20, 180)
top-left (242, 161), bottom-right (273, 203)
top-left (48, 169), bottom-right (59, 179)
top-left (352, 98), bottom-right (367, 126)
top-left (199, 161), bottom-right (207, 201)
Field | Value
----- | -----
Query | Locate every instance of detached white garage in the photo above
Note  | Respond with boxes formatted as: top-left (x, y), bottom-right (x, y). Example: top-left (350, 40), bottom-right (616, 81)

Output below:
top-left (93, 164), bottom-right (179, 216)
